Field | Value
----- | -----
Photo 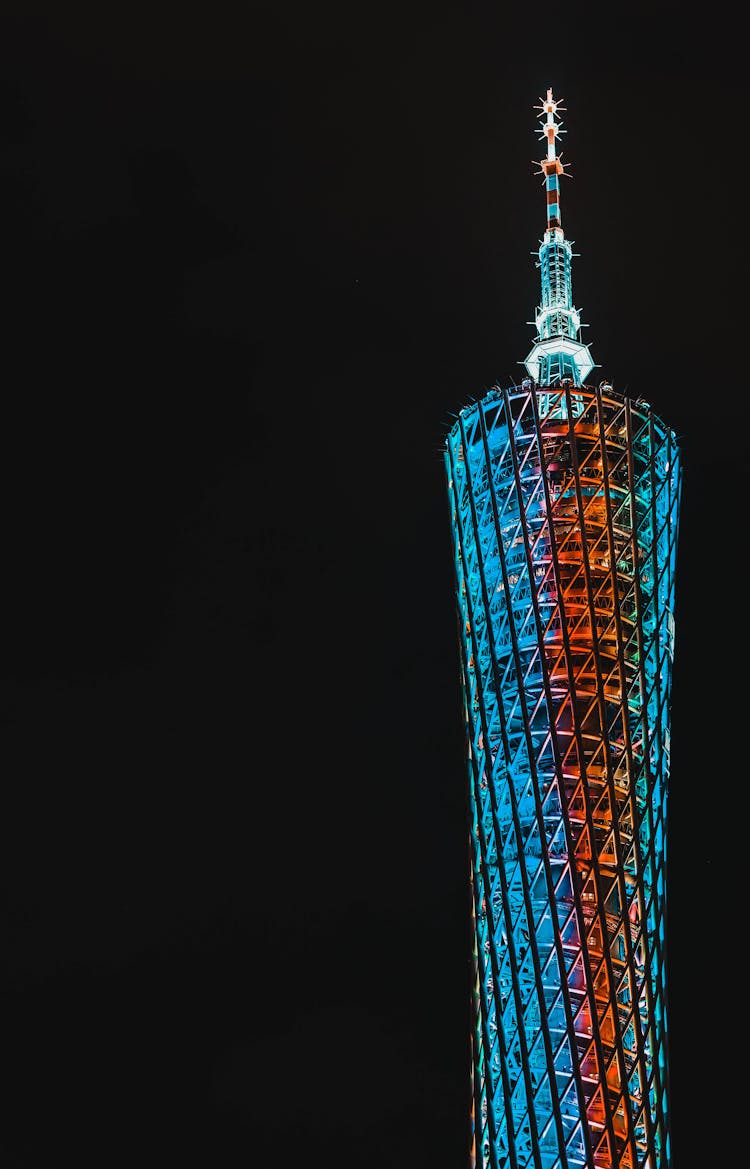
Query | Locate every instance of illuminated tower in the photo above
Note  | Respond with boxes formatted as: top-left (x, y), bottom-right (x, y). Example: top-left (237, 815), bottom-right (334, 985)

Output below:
top-left (444, 91), bottom-right (681, 1169)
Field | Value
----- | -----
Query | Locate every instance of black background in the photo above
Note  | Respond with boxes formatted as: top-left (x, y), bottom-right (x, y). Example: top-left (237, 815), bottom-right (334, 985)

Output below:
top-left (1, 4), bottom-right (744, 1167)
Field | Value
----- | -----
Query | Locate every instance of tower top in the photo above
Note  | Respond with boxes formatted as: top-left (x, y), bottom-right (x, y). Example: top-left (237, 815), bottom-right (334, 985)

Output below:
top-left (534, 88), bottom-right (568, 230)
top-left (523, 88), bottom-right (595, 386)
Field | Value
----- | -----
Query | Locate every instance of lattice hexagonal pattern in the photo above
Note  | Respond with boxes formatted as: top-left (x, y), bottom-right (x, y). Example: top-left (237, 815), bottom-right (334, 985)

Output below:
top-left (445, 382), bottom-right (681, 1169)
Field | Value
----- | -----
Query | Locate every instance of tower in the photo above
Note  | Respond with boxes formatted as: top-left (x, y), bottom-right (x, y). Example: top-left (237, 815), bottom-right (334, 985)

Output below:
top-left (444, 91), bottom-right (681, 1169)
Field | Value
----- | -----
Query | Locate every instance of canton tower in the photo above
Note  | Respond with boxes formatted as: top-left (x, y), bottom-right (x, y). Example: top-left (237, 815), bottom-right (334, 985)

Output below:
top-left (444, 91), bottom-right (681, 1169)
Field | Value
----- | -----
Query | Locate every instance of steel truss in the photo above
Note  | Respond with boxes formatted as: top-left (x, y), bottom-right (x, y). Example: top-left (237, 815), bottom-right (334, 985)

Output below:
top-left (445, 381), bottom-right (681, 1169)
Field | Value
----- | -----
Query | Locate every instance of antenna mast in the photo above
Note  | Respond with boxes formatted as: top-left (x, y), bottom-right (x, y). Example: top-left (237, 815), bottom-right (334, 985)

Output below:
top-left (524, 88), bottom-right (594, 386)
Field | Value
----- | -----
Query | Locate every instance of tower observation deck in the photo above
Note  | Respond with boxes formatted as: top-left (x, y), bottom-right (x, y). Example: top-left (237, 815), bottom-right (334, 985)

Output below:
top-left (444, 91), bottom-right (681, 1169)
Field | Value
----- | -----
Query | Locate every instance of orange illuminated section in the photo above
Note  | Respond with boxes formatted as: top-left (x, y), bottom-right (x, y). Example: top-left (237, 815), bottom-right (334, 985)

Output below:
top-left (540, 390), bottom-right (651, 1169)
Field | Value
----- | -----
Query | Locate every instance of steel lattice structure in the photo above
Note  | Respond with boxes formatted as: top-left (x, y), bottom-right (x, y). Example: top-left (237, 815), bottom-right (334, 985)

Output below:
top-left (444, 92), bottom-right (681, 1169)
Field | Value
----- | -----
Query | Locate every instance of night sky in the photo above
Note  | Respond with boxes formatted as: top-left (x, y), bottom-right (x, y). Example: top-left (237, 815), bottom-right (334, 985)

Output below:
top-left (1, 6), bottom-right (745, 1168)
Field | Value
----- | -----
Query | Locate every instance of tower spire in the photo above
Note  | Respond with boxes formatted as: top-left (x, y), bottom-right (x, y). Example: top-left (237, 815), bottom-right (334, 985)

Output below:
top-left (524, 88), bottom-right (594, 387)
top-left (537, 87), bottom-right (567, 229)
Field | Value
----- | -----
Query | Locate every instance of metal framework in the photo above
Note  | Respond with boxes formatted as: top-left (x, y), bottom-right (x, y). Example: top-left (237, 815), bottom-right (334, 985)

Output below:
top-left (444, 93), bottom-right (681, 1169)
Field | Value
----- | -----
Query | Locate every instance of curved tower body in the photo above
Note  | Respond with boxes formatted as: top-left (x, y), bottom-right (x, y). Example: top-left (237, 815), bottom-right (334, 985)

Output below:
top-left (444, 92), bottom-right (681, 1169)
